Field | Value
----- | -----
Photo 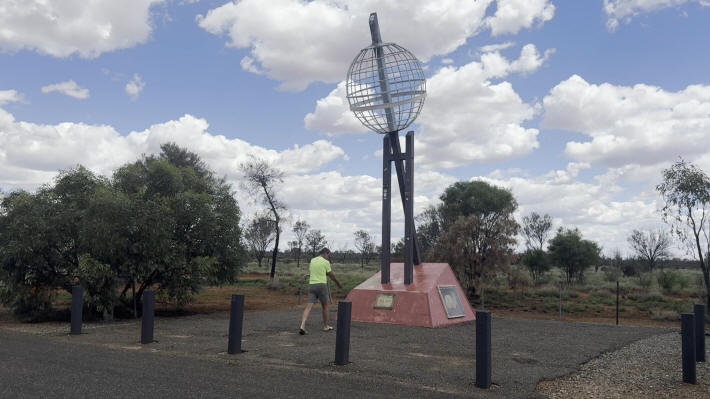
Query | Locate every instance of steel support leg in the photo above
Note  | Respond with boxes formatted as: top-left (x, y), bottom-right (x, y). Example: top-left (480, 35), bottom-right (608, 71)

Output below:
top-left (404, 132), bottom-right (414, 285)
top-left (387, 131), bottom-right (421, 265)
top-left (381, 136), bottom-right (391, 284)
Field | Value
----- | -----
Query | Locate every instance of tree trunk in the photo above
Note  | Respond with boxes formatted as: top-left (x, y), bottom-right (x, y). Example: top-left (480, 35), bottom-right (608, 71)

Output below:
top-left (136, 269), bottom-right (159, 302)
top-left (296, 247), bottom-right (301, 268)
top-left (270, 225), bottom-right (279, 281)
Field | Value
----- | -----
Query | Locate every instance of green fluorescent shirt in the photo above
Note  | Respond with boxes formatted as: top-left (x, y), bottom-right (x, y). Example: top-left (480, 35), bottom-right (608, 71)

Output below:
top-left (309, 256), bottom-right (332, 284)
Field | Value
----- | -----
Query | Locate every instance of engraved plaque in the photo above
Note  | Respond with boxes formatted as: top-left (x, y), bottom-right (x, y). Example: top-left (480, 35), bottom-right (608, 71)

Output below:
top-left (373, 293), bottom-right (395, 310)
top-left (437, 285), bottom-right (465, 318)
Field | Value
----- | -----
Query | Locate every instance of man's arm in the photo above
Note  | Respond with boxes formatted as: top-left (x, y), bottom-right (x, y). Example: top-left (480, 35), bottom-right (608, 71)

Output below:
top-left (328, 271), bottom-right (343, 289)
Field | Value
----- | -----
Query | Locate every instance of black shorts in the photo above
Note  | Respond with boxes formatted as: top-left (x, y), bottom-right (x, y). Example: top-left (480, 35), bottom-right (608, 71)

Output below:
top-left (307, 283), bottom-right (329, 305)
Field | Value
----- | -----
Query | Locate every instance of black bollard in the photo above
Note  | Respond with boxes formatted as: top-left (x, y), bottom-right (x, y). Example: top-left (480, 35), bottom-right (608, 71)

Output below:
top-left (141, 290), bottom-right (155, 344)
top-left (475, 311), bottom-right (492, 389)
top-left (616, 281), bottom-right (619, 326)
top-left (70, 285), bottom-right (83, 335)
top-left (681, 313), bottom-right (696, 384)
top-left (228, 294), bottom-right (245, 354)
top-left (334, 301), bottom-right (352, 365)
top-left (694, 304), bottom-right (706, 362)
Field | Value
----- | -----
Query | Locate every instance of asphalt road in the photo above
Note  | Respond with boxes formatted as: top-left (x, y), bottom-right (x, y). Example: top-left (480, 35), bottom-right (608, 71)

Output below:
top-left (0, 309), bottom-right (669, 398)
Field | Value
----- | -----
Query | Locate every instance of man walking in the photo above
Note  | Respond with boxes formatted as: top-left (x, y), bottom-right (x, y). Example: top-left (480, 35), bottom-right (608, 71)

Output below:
top-left (299, 248), bottom-right (342, 334)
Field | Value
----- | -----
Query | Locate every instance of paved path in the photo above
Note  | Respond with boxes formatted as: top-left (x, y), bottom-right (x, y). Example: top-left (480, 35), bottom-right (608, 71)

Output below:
top-left (0, 309), bottom-right (669, 398)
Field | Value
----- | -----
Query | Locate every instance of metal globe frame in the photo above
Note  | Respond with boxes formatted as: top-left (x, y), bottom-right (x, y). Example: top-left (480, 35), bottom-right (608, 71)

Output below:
top-left (346, 42), bottom-right (426, 134)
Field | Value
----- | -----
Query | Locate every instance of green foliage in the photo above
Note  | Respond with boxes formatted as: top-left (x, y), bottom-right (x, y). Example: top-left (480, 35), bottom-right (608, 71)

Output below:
top-left (548, 228), bottom-right (601, 284)
top-left (602, 266), bottom-right (622, 282)
top-left (508, 266), bottom-right (532, 288)
top-left (656, 159), bottom-right (710, 307)
top-left (657, 270), bottom-right (689, 295)
top-left (438, 180), bottom-right (517, 229)
top-left (638, 273), bottom-right (653, 291)
top-left (521, 248), bottom-right (550, 283)
top-left (430, 180), bottom-right (519, 297)
top-left (0, 143), bottom-right (247, 319)
top-left (75, 254), bottom-right (117, 319)
top-left (0, 189), bottom-right (74, 319)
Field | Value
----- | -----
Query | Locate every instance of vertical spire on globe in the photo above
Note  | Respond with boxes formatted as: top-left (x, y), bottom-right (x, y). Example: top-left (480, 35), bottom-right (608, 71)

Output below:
top-left (346, 13), bottom-right (426, 134)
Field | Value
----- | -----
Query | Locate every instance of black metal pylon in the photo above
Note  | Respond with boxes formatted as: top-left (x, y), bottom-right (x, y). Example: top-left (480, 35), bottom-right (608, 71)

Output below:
top-left (381, 130), bottom-right (420, 285)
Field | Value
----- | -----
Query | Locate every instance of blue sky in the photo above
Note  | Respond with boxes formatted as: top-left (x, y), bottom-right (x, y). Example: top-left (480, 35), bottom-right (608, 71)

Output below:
top-left (2, 0), bottom-right (710, 256)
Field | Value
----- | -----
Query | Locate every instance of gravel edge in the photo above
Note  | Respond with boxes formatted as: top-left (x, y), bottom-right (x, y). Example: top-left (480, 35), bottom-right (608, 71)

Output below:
top-left (537, 331), bottom-right (710, 398)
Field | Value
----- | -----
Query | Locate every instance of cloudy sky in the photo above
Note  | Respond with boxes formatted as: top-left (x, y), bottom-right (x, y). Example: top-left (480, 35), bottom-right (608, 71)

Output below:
top-left (2, 0), bottom-right (710, 257)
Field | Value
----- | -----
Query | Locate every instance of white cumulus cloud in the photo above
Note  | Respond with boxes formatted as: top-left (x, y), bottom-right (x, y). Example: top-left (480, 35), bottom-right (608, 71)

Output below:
top-left (0, 0), bottom-right (165, 58)
top-left (0, 107), bottom-right (346, 191)
top-left (197, 0), bottom-right (555, 91)
top-left (306, 44), bottom-right (552, 168)
top-left (0, 90), bottom-right (23, 105)
top-left (125, 74), bottom-right (146, 100)
top-left (41, 80), bottom-right (90, 99)
top-left (486, 0), bottom-right (555, 36)
top-left (543, 74), bottom-right (710, 168)
top-left (603, 0), bottom-right (710, 31)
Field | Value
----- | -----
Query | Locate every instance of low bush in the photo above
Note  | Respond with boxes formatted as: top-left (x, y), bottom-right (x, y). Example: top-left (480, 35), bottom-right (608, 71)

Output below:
top-left (649, 309), bottom-right (680, 321)
top-left (508, 267), bottom-right (533, 288)
top-left (638, 273), bottom-right (653, 291)
top-left (602, 266), bottom-right (622, 283)
top-left (657, 270), bottom-right (688, 295)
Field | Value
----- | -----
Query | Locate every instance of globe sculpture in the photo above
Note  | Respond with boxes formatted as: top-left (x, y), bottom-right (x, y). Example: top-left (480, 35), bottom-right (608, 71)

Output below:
top-left (342, 13), bottom-right (476, 328)
top-left (345, 13), bottom-right (426, 285)
top-left (346, 41), bottom-right (426, 134)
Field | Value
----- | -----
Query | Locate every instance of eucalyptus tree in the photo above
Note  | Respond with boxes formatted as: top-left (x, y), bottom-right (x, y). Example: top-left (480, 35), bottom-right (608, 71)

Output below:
top-left (353, 230), bottom-right (375, 270)
top-left (292, 220), bottom-right (309, 268)
top-left (305, 229), bottom-right (327, 259)
top-left (548, 228), bottom-right (601, 284)
top-left (627, 229), bottom-right (672, 273)
top-left (243, 215), bottom-right (276, 267)
top-left (522, 212), bottom-right (553, 251)
top-left (241, 158), bottom-right (286, 281)
top-left (657, 159), bottom-right (710, 310)
top-left (432, 180), bottom-right (519, 297)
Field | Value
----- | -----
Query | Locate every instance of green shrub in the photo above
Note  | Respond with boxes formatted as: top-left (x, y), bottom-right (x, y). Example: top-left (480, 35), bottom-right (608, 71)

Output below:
top-left (639, 273), bottom-right (653, 291)
top-left (649, 309), bottom-right (680, 321)
top-left (657, 270), bottom-right (688, 295)
top-left (602, 266), bottom-right (622, 283)
top-left (536, 288), bottom-right (560, 298)
top-left (509, 267), bottom-right (533, 288)
top-left (563, 303), bottom-right (587, 313)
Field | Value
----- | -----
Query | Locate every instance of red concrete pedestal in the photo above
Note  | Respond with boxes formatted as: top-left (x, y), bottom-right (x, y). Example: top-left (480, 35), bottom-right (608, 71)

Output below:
top-left (343, 263), bottom-right (475, 328)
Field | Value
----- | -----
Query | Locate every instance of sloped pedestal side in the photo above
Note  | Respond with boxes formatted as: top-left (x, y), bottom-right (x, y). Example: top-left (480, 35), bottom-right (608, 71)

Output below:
top-left (343, 263), bottom-right (475, 328)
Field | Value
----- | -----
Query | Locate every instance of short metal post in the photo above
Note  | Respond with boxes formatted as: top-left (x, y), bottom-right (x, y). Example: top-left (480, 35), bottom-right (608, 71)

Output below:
top-left (141, 290), bottom-right (155, 344)
top-left (228, 294), bottom-right (244, 354)
top-left (132, 277), bottom-right (137, 318)
top-left (475, 311), bottom-right (492, 389)
top-left (70, 285), bottom-right (83, 335)
top-left (558, 283), bottom-right (562, 319)
top-left (616, 281), bottom-right (619, 326)
top-left (334, 301), bottom-right (352, 365)
top-left (694, 304), bottom-right (705, 362)
top-left (682, 313), bottom-right (696, 384)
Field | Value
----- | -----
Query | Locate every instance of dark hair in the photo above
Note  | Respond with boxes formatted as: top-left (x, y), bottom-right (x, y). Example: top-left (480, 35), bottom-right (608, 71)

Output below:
top-left (319, 247), bottom-right (331, 255)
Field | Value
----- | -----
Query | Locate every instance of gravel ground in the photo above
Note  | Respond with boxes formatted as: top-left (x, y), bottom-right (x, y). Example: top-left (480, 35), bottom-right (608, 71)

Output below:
top-left (537, 331), bottom-right (710, 398)
top-left (0, 309), bottom-right (674, 398)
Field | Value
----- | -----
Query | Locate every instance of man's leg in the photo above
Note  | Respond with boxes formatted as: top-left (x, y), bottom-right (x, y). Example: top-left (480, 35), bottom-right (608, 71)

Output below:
top-left (300, 302), bottom-right (314, 331)
top-left (322, 302), bottom-right (329, 329)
